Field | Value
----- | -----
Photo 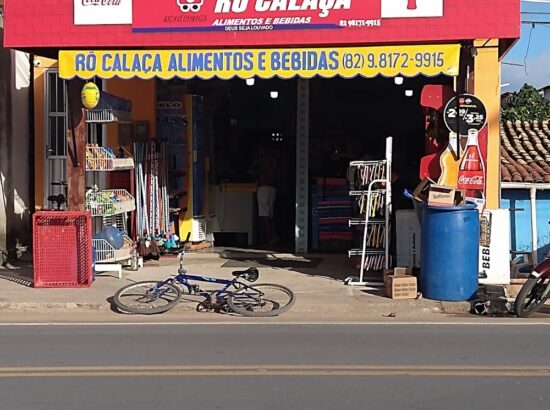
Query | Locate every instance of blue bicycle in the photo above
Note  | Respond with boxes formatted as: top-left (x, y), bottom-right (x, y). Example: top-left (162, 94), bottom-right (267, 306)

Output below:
top-left (113, 235), bottom-right (295, 317)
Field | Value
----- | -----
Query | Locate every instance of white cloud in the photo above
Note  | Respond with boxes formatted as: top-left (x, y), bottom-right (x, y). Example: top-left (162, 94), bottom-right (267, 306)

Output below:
top-left (502, 51), bottom-right (550, 92)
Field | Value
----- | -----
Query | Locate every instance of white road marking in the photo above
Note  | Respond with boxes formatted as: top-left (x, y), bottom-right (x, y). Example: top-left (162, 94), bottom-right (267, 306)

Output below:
top-left (0, 321), bottom-right (549, 326)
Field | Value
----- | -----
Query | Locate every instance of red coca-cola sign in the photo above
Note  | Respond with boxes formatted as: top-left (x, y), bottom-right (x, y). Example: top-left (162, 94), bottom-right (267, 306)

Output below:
top-left (458, 172), bottom-right (485, 190)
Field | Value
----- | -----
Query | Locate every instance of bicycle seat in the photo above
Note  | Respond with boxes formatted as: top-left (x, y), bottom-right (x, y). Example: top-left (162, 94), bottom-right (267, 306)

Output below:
top-left (47, 194), bottom-right (66, 205)
top-left (232, 267), bottom-right (259, 282)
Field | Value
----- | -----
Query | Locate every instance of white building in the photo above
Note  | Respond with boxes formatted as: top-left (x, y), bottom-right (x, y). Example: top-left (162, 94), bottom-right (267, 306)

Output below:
top-left (0, 2), bottom-right (32, 264)
top-left (539, 85), bottom-right (550, 102)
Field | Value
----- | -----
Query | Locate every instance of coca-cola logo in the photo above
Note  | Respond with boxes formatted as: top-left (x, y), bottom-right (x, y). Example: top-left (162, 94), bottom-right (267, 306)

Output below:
top-left (82, 0), bottom-right (122, 6)
top-left (75, 0), bottom-right (131, 25)
top-left (458, 175), bottom-right (484, 186)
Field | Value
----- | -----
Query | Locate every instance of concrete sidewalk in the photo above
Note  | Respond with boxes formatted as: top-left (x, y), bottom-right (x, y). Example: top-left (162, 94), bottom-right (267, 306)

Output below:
top-left (0, 249), bottom-right (479, 321)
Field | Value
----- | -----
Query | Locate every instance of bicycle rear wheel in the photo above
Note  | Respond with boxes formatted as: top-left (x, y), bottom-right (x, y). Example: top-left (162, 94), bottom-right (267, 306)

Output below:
top-left (227, 283), bottom-right (295, 317)
top-left (514, 277), bottom-right (550, 318)
top-left (113, 281), bottom-right (182, 315)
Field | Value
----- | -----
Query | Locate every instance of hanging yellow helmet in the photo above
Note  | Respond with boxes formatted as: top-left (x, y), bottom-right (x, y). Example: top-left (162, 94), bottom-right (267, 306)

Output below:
top-left (81, 82), bottom-right (100, 109)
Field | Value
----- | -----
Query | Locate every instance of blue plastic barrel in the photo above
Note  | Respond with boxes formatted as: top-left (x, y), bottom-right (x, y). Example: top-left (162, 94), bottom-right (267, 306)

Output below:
top-left (420, 203), bottom-right (479, 301)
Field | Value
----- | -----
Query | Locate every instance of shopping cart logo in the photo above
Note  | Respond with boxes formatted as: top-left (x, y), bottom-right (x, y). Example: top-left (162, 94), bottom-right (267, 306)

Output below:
top-left (381, 0), bottom-right (444, 18)
top-left (177, 0), bottom-right (205, 13)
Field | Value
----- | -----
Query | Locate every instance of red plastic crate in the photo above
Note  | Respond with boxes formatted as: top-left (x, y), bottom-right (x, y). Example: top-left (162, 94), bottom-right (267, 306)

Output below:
top-left (33, 211), bottom-right (93, 288)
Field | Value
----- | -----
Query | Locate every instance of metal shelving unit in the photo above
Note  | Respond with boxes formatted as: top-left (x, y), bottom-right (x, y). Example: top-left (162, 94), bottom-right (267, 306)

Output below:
top-left (86, 146), bottom-right (135, 171)
top-left (85, 99), bottom-right (138, 278)
top-left (346, 137), bottom-right (393, 287)
top-left (85, 189), bottom-right (135, 217)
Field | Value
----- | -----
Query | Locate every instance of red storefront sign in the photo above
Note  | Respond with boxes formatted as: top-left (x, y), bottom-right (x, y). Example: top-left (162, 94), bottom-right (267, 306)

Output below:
top-left (133, 1), bottom-right (382, 33)
top-left (3, 0), bottom-right (520, 48)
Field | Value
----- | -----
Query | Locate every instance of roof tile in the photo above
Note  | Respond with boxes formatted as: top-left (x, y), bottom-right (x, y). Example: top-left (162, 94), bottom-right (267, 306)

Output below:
top-left (501, 119), bottom-right (550, 183)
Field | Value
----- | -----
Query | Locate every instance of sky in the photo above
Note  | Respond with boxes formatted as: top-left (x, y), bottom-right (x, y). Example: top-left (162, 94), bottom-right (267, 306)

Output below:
top-left (502, 0), bottom-right (550, 92)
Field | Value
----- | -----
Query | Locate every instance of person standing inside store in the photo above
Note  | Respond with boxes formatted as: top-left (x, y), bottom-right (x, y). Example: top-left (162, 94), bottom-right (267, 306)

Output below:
top-left (256, 144), bottom-right (281, 247)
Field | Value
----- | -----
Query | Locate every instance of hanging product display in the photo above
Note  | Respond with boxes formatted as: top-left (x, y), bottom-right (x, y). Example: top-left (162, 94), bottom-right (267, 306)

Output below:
top-left (363, 223), bottom-right (386, 249)
top-left (357, 191), bottom-right (386, 217)
top-left (134, 141), bottom-right (170, 238)
top-left (84, 93), bottom-right (139, 277)
top-left (346, 137), bottom-right (393, 287)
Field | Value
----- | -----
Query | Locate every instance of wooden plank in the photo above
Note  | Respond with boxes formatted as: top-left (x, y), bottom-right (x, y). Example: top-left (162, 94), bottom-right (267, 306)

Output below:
top-left (66, 79), bottom-right (86, 211)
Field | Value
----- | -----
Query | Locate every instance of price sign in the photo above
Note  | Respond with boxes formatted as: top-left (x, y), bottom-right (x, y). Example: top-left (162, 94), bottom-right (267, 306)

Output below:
top-left (443, 94), bottom-right (487, 134)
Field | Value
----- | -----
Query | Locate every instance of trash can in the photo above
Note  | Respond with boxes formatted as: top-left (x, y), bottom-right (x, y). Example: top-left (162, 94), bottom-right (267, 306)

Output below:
top-left (420, 203), bottom-right (479, 301)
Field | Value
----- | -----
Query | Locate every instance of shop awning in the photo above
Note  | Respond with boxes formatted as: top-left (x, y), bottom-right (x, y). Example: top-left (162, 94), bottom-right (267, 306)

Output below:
top-left (59, 44), bottom-right (460, 81)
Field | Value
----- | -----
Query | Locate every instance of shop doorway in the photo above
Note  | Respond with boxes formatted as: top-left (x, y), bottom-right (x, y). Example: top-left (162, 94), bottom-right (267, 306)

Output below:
top-left (308, 74), bottom-right (453, 254)
top-left (155, 77), bottom-right (298, 251)
top-left (43, 70), bottom-right (67, 207)
top-left (151, 74), bottom-right (452, 254)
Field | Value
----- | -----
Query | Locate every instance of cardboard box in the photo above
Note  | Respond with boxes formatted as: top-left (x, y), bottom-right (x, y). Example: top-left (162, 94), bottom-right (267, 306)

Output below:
top-left (412, 178), bottom-right (433, 203)
top-left (383, 269), bottom-right (393, 286)
top-left (386, 275), bottom-right (418, 300)
top-left (427, 184), bottom-right (455, 206)
top-left (454, 189), bottom-right (466, 206)
top-left (394, 267), bottom-right (413, 276)
top-left (385, 267), bottom-right (413, 286)
top-left (414, 179), bottom-right (466, 207)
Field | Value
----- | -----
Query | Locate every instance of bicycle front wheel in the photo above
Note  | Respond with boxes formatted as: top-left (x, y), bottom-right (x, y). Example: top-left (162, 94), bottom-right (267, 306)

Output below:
top-left (113, 281), bottom-right (182, 315)
top-left (227, 283), bottom-right (295, 317)
top-left (514, 277), bottom-right (550, 318)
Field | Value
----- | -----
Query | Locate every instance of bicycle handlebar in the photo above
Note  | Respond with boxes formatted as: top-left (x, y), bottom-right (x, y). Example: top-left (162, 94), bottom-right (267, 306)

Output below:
top-left (177, 233), bottom-right (192, 273)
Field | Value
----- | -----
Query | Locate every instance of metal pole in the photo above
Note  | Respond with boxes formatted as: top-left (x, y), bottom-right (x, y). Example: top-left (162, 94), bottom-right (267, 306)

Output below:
top-left (385, 136), bottom-right (392, 270)
top-left (530, 187), bottom-right (538, 263)
top-left (295, 78), bottom-right (309, 254)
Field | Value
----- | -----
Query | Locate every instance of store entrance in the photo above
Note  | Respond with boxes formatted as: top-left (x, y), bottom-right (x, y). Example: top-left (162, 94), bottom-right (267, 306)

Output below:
top-left (155, 74), bottom-right (452, 254)
top-left (160, 77), bottom-right (298, 250)
top-left (308, 75), bottom-right (453, 256)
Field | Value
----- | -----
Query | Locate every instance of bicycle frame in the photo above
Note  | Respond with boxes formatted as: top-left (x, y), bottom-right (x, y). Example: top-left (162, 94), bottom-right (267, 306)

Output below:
top-left (175, 273), bottom-right (236, 301)
top-left (148, 271), bottom-right (263, 306)
top-left (147, 234), bottom-right (263, 305)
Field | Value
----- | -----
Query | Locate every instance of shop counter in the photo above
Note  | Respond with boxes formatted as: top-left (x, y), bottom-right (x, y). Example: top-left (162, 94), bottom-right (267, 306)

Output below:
top-left (210, 183), bottom-right (257, 246)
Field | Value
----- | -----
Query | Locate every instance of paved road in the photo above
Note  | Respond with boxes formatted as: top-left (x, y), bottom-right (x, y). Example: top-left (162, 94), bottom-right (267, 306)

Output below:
top-left (0, 323), bottom-right (549, 409)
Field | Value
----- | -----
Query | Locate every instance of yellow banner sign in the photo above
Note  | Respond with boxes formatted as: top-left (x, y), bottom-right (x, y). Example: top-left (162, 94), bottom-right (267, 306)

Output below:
top-left (59, 45), bottom-right (460, 80)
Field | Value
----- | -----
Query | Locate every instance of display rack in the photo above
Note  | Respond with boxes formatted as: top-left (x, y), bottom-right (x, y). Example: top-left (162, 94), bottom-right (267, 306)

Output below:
top-left (346, 137), bottom-right (393, 287)
top-left (85, 93), bottom-right (133, 124)
top-left (85, 189), bottom-right (135, 217)
top-left (86, 146), bottom-right (135, 171)
top-left (85, 94), bottom-right (138, 278)
top-left (93, 234), bottom-right (136, 265)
